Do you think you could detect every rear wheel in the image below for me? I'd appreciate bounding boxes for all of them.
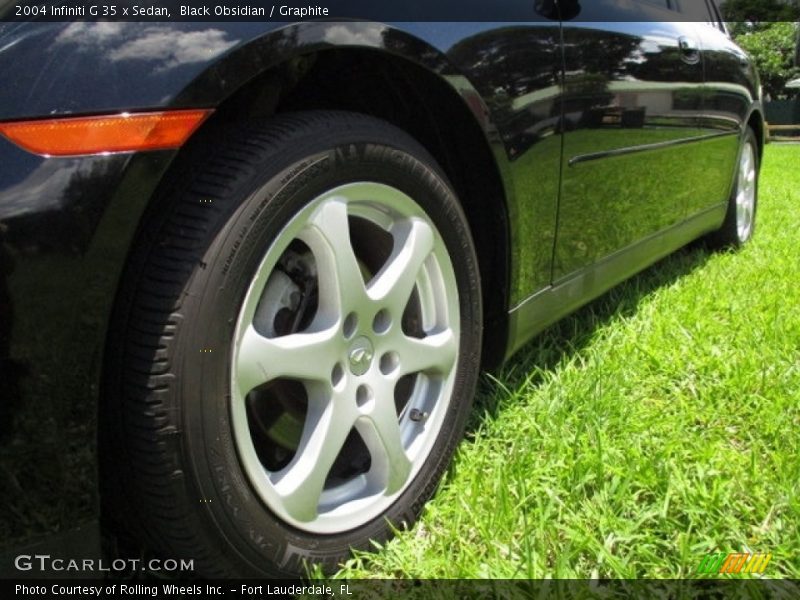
[708,126,759,248]
[103,111,482,576]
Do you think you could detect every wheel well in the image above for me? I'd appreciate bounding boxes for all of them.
[747,110,765,159]
[182,49,510,368]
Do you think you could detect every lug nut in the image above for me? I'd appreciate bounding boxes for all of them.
[409,409,429,422]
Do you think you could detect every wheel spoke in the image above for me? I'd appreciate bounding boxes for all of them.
[739,146,755,197]
[272,397,356,522]
[396,329,458,376]
[737,190,747,217]
[357,391,412,494]
[236,324,339,394]
[303,198,366,319]
[368,218,434,314]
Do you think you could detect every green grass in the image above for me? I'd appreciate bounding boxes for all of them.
[330,144,800,579]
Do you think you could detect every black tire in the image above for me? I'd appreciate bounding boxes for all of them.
[707,126,760,249]
[102,111,482,577]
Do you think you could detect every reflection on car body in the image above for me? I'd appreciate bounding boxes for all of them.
[0,0,763,578]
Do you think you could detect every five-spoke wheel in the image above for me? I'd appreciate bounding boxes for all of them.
[232,182,460,533]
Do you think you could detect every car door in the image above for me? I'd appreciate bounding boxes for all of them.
[553,0,707,281]
[444,20,564,302]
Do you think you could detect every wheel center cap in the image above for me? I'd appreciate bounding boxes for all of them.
[348,336,374,376]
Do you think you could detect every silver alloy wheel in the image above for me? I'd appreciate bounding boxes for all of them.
[231,182,460,534]
[736,141,756,241]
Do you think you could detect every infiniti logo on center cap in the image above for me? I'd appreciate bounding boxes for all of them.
[348,337,374,376]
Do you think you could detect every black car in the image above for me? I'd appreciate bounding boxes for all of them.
[0,1,763,578]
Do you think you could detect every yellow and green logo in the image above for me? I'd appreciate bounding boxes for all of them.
[697,552,772,575]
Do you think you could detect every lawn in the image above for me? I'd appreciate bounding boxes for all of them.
[330,144,800,579]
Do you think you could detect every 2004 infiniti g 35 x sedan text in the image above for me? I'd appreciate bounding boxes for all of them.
[0,0,763,577]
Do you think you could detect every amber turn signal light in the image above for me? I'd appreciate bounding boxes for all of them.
[0,109,213,156]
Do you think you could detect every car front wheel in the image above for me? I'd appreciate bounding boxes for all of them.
[104,111,482,576]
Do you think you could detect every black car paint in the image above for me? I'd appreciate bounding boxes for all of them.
[0,5,763,560]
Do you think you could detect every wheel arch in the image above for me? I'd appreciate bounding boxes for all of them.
[745,105,765,159]
[116,24,512,371]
